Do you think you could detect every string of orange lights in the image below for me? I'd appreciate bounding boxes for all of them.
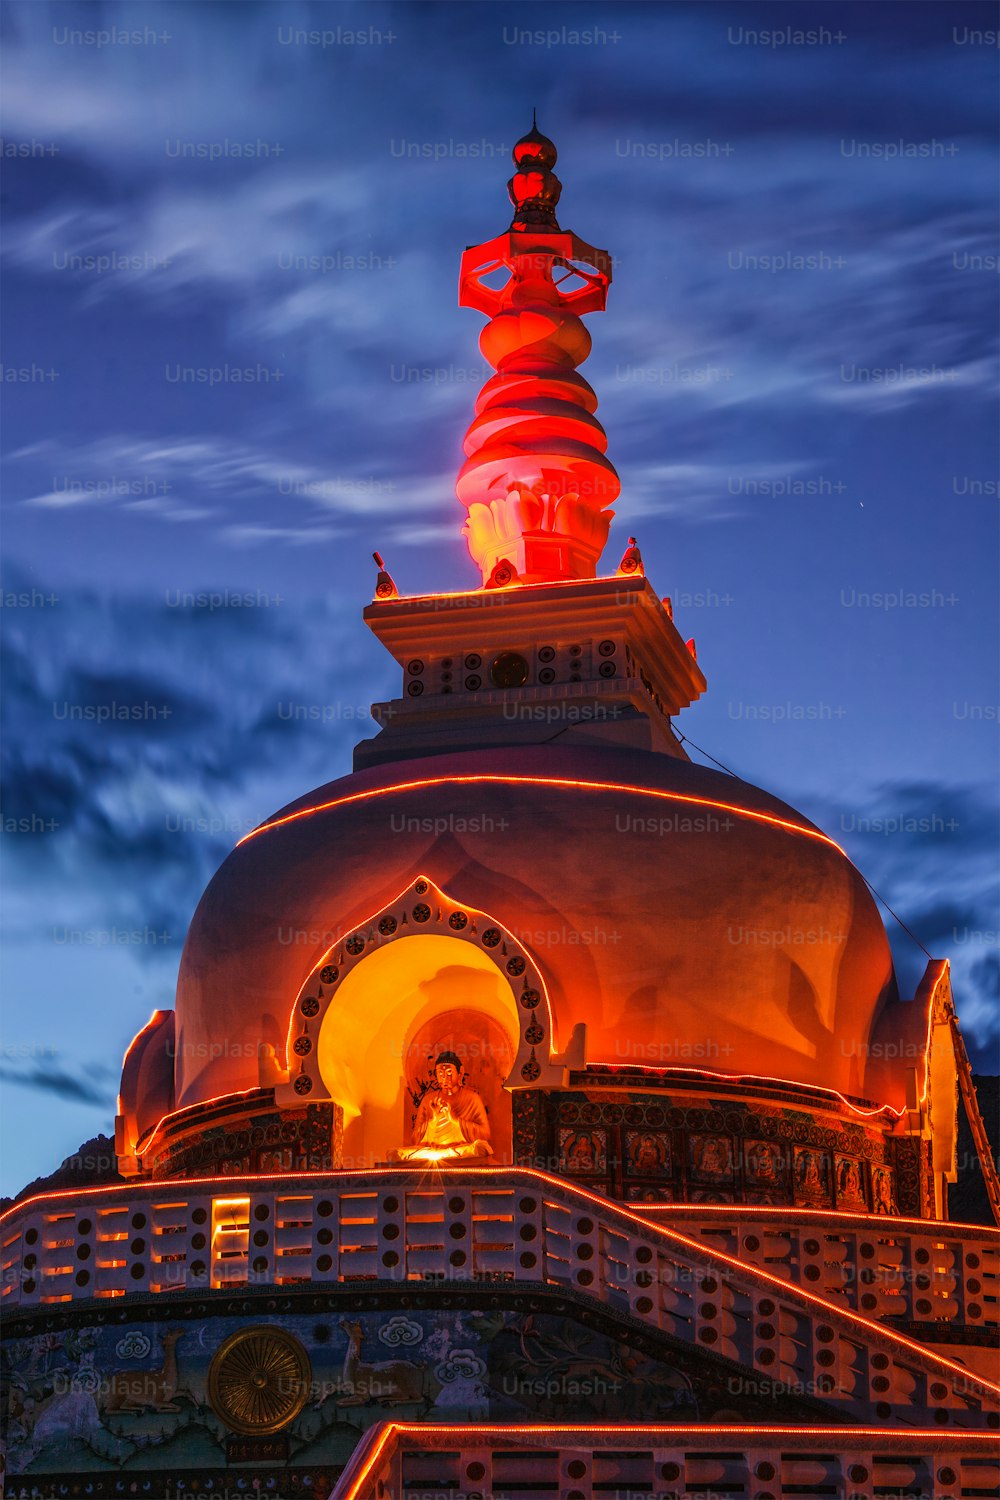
[336,1421,1000,1500]
[236,772,847,854]
[4,1164,996,1395]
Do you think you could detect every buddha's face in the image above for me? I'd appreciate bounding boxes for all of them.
[436,1061,459,1089]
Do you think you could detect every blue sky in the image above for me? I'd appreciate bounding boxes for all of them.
[1,0,997,1195]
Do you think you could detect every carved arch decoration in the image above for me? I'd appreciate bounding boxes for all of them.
[274,875,560,1109]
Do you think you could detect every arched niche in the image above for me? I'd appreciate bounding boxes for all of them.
[274,876,557,1166]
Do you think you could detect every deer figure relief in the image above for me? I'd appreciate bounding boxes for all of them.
[102,1329,186,1414]
[336,1320,440,1410]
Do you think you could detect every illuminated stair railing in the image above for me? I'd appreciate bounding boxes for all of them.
[3,1168,997,1428]
[333,1422,1000,1500]
[633,1202,997,1330]
[9,1175,991,1332]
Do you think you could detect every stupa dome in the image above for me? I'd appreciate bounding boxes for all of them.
[113,120,966,1228]
[172,741,899,1123]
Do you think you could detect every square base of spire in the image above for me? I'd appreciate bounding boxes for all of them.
[356,575,706,767]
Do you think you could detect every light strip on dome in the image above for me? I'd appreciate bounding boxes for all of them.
[116,1009,164,1117]
[134,1086,265,1157]
[236,772,847,853]
[582,1061,903,1119]
[917,964,949,1107]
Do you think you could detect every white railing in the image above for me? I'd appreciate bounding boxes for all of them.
[332,1421,1000,1500]
[2,1167,997,1428]
[634,1202,998,1329]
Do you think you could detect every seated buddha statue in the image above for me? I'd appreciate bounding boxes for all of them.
[391,1051,492,1162]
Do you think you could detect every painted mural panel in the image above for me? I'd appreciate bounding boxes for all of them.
[2,1306,700,1481]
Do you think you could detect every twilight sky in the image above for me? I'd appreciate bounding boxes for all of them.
[1,0,997,1195]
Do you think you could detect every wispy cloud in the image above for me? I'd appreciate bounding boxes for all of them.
[15,434,447,541]
[0,1059,116,1108]
[0,571,393,972]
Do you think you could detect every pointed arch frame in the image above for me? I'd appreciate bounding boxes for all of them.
[274,875,559,1108]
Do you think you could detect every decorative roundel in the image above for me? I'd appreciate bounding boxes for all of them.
[407,659,425,676]
[412,903,431,923]
[293,1075,313,1095]
[520,987,541,1009]
[414,879,429,894]
[207,1326,312,1436]
[464,653,482,670]
[490,651,529,689]
[538,667,556,684]
[506,956,526,976]
[346,935,365,956]
[598,661,617,678]
[301,997,320,1018]
[598,639,616,657]
[378,916,398,936]
[449,911,468,930]
[538,645,556,663]
[293,1036,312,1056]
[319,967,338,986]
[465,674,482,691]
[481,927,502,948]
[407,681,424,697]
[525,1016,544,1045]
[521,1055,541,1082]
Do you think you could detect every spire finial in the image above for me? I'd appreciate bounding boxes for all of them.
[507,119,561,230]
[456,121,620,586]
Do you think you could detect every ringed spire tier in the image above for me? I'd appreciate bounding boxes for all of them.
[457,121,620,586]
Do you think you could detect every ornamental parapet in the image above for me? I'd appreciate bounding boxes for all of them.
[3,1167,997,1429]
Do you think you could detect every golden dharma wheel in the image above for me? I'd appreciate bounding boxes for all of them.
[206,1325,312,1435]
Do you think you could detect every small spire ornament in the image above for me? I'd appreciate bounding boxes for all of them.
[617,536,643,577]
[372,551,397,599]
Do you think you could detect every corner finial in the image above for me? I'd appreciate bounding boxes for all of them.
[617,537,644,577]
[372,551,398,600]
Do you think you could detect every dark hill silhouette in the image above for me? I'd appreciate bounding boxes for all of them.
[2,1132,122,1213]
